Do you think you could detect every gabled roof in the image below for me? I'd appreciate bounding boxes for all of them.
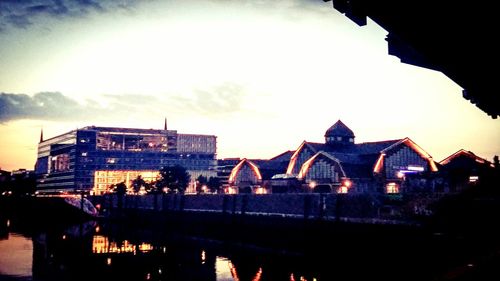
[228,158,262,184]
[298,151,346,179]
[440,149,493,167]
[269,150,295,162]
[305,139,402,160]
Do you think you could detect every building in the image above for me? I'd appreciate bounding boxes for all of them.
[0,168,11,194]
[440,149,497,192]
[286,120,438,193]
[285,120,438,193]
[225,151,294,194]
[35,122,217,194]
[228,120,439,194]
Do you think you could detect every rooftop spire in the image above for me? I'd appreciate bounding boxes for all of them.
[39,127,44,143]
[164,117,167,131]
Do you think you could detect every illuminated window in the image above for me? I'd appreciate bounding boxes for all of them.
[386,182,399,194]
[93,170,160,195]
[469,176,479,183]
[51,154,70,172]
[337,186,348,194]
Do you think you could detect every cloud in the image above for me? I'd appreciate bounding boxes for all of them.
[0,92,97,122]
[0,0,135,31]
[0,91,173,123]
[169,83,245,116]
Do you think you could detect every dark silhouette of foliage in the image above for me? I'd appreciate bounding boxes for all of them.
[156,165,191,193]
[132,175,146,194]
[115,182,127,196]
[207,176,222,193]
[195,175,208,193]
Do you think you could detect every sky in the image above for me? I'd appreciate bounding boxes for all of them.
[0,0,499,171]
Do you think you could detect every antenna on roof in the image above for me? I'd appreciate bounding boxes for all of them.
[164,117,168,131]
[39,127,43,143]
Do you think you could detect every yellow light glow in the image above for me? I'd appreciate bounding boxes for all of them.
[201,250,206,264]
[225,187,238,194]
[373,153,385,173]
[298,152,345,180]
[93,170,159,195]
[251,267,263,281]
[308,181,316,189]
[92,235,153,254]
[255,187,267,194]
[298,155,316,179]
[343,179,352,187]
[106,257,112,266]
[228,158,262,184]
[337,186,348,194]
[402,138,438,172]
[286,142,306,175]
[386,182,399,194]
[228,261,241,281]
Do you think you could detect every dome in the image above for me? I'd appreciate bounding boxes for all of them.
[325,120,355,138]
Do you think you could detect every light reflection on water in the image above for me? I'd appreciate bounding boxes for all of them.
[0,233,32,278]
[215,257,235,281]
[1,215,496,281]
[0,219,325,281]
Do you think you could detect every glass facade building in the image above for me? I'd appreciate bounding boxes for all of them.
[35,126,217,194]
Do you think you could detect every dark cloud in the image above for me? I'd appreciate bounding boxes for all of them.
[0,92,99,122]
[0,91,168,123]
[0,0,135,31]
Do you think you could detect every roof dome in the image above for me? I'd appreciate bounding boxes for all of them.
[325,120,355,138]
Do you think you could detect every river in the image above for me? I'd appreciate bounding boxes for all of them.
[0,214,498,281]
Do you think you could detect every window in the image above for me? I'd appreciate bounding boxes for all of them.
[337,186,348,194]
[386,182,399,193]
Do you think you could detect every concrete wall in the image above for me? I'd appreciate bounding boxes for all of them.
[91,193,422,224]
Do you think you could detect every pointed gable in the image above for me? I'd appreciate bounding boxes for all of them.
[297,151,346,183]
[373,138,438,178]
[228,158,262,186]
[286,141,320,175]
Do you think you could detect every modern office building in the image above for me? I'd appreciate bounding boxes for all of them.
[35,122,217,194]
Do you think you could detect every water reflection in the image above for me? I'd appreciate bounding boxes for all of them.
[0,233,32,278]
[0,214,498,281]
[0,218,325,281]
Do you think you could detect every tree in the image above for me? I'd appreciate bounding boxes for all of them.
[157,165,191,193]
[132,175,146,194]
[115,182,127,196]
[195,175,208,193]
[207,177,222,193]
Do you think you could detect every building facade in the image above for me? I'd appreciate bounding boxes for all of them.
[227,120,439,194]
[35,125,217,194]
[286,120,438,193]
[439,149,496,192]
